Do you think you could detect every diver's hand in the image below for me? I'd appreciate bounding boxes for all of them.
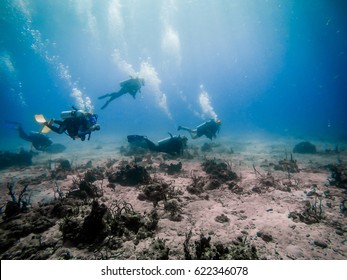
[91,124,101,131]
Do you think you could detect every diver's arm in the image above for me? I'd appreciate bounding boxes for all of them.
[211,123,220,138]
[190,133,199,139]
[129,89,137,99]
[136,79,142,93]
[216,125,221,135]
[77,127,90,141]
[77,124,100,140]
[189,128,199,139]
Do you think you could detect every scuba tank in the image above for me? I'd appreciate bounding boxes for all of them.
[119,79,130,87]
[197,120,210,130]
[120,76,134,87]
[157,133,184,155]
[196,119,216,135]
[120,76,141,88]
[157,133,174,147]
[60,109,86,119]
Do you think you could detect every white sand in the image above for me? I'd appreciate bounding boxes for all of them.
[0,134,346,260]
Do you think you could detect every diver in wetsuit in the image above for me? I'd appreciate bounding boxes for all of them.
[5,121,53,151]
[98,76,145,110]
[41,108,100,141]
[178,119,221,140]
[127,133,187,156]
[17,124,53,151]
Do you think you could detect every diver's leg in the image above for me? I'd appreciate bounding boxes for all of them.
[100,91,124,109]
[112,89,127,99]
[45,120,66,134]
[98,93,112,100]
[143,138,159,152]
[17,125,32,142]
[177,126,193,132]
[101,101,110,110]
[177,126,198,139]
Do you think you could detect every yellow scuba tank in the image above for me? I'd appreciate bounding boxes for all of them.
[60,110,86,119]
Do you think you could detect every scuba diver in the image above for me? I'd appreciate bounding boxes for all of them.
[98,76,145,110]
[178,119,221,140]
[127,133,188,156]
[35,107,100,141]
[5,121,53,151]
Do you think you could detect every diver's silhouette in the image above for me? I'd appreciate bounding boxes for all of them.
[98,76,145,109]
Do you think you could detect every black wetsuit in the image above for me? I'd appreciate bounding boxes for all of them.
[47,117,95,141]
[178,119,220,140]
[99,78,143,109]
[18,125,52,151]
[127,134,186,156]
[196,119,220,140]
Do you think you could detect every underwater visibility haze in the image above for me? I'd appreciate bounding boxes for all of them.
[1,0,347,149]
[2,0,347,263]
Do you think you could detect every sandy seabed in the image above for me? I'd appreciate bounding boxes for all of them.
[0,134,346,260]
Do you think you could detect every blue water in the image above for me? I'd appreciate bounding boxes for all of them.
[1,0,347,151]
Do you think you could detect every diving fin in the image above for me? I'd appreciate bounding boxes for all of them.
[40,125,51,134]
[34,114,46,124]
[34,114,51,134]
